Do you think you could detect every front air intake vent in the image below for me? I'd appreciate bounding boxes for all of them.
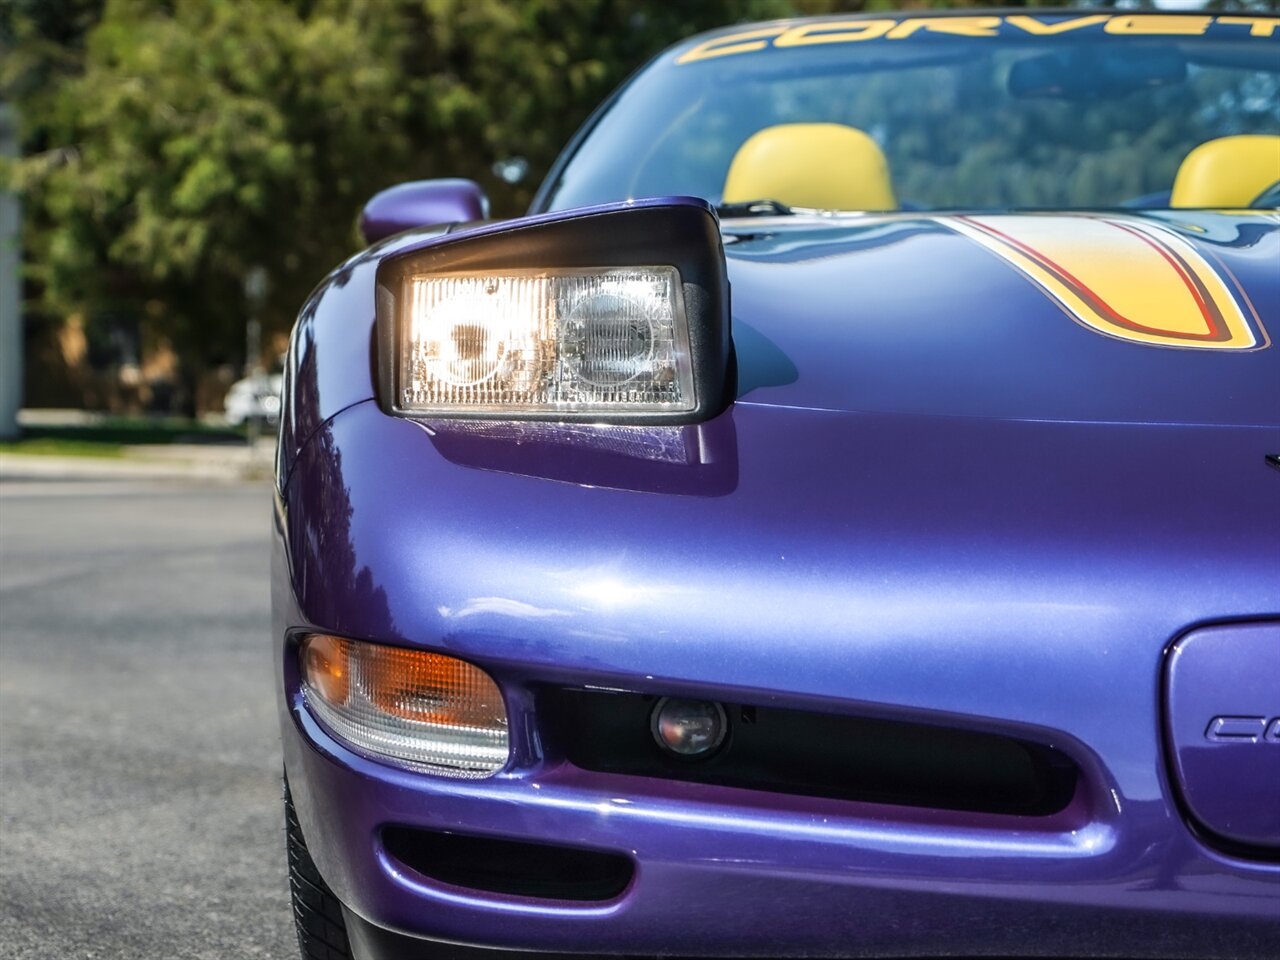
[381,826,634,902]
[542,689,1078,817]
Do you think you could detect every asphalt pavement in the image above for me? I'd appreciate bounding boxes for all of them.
[0,477,295,959]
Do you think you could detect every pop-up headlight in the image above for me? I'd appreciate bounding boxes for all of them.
[400,267,693,414]
[376,198,730,423]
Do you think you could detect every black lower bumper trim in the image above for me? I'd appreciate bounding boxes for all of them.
[342,908,1214,960]
[343,907,612,960]
[542,688,1078,816]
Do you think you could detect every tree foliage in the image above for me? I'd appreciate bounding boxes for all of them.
[3,0,1067,402]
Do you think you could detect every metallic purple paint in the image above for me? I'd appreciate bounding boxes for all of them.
[278,197,717,489]
[280,209,1280,490]
[1165,622,1280,853]
[275,206,1280,956]
[723,214,1278,425]
[359,178,488,245]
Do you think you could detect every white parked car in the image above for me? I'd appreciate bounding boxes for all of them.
[223,373,282,427]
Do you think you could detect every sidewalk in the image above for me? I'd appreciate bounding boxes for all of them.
[0,439,276,484]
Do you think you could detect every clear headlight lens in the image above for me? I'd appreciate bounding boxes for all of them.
[300,634,509,778]
[397,267,695,416]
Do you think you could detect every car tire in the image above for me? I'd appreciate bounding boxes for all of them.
[286,779,355,960]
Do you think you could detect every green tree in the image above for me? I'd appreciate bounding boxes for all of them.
[5,0,424,406]
[4,0,866,408]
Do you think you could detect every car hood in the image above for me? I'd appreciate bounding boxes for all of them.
[725,211,1279,427]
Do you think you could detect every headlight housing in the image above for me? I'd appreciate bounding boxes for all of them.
[300,634,509,778]
[375,197,731,424]
[397,266,694,414]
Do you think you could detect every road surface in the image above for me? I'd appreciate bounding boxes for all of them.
[0,478,295,959]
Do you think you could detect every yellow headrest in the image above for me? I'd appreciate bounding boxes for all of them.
[1171,135,1280,208]
[723,123,896,212]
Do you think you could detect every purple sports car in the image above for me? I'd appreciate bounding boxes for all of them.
[273,10,1280,959]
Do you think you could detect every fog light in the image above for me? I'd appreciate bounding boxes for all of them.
[651,697,727,758]
[300,634,509,778]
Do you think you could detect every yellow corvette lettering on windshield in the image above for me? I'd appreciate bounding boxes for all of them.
[774,20,895,47]
[1217,17,1280,37]
[885,17,1002,39]
[677,15,1275,63]
[1003,15,1110,36]
[1104,15,1213,36]
[677,26,787,63]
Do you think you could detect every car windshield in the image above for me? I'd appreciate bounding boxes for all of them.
[540,13,1280,213]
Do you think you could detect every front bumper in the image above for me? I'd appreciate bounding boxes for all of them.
[275,400,1280,958]
[282,696,1278,958]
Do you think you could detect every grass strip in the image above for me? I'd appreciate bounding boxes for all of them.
[0,438,126,458]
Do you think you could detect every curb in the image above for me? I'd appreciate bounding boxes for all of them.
[0,445,275,484]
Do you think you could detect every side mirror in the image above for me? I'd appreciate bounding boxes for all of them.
[359,179,489,245]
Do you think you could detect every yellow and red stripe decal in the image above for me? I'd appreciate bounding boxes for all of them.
[944,215,1267,350]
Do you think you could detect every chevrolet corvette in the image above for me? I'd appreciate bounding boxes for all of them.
[273,10,1280,959]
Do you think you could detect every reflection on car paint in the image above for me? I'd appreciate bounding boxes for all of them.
[420,412,738,497]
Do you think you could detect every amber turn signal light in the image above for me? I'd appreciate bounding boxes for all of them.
[300,634,509,778]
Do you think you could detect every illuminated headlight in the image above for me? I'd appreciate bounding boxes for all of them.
[300,634,508,778]
[395,268,694,416]
[375,199,732,424]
